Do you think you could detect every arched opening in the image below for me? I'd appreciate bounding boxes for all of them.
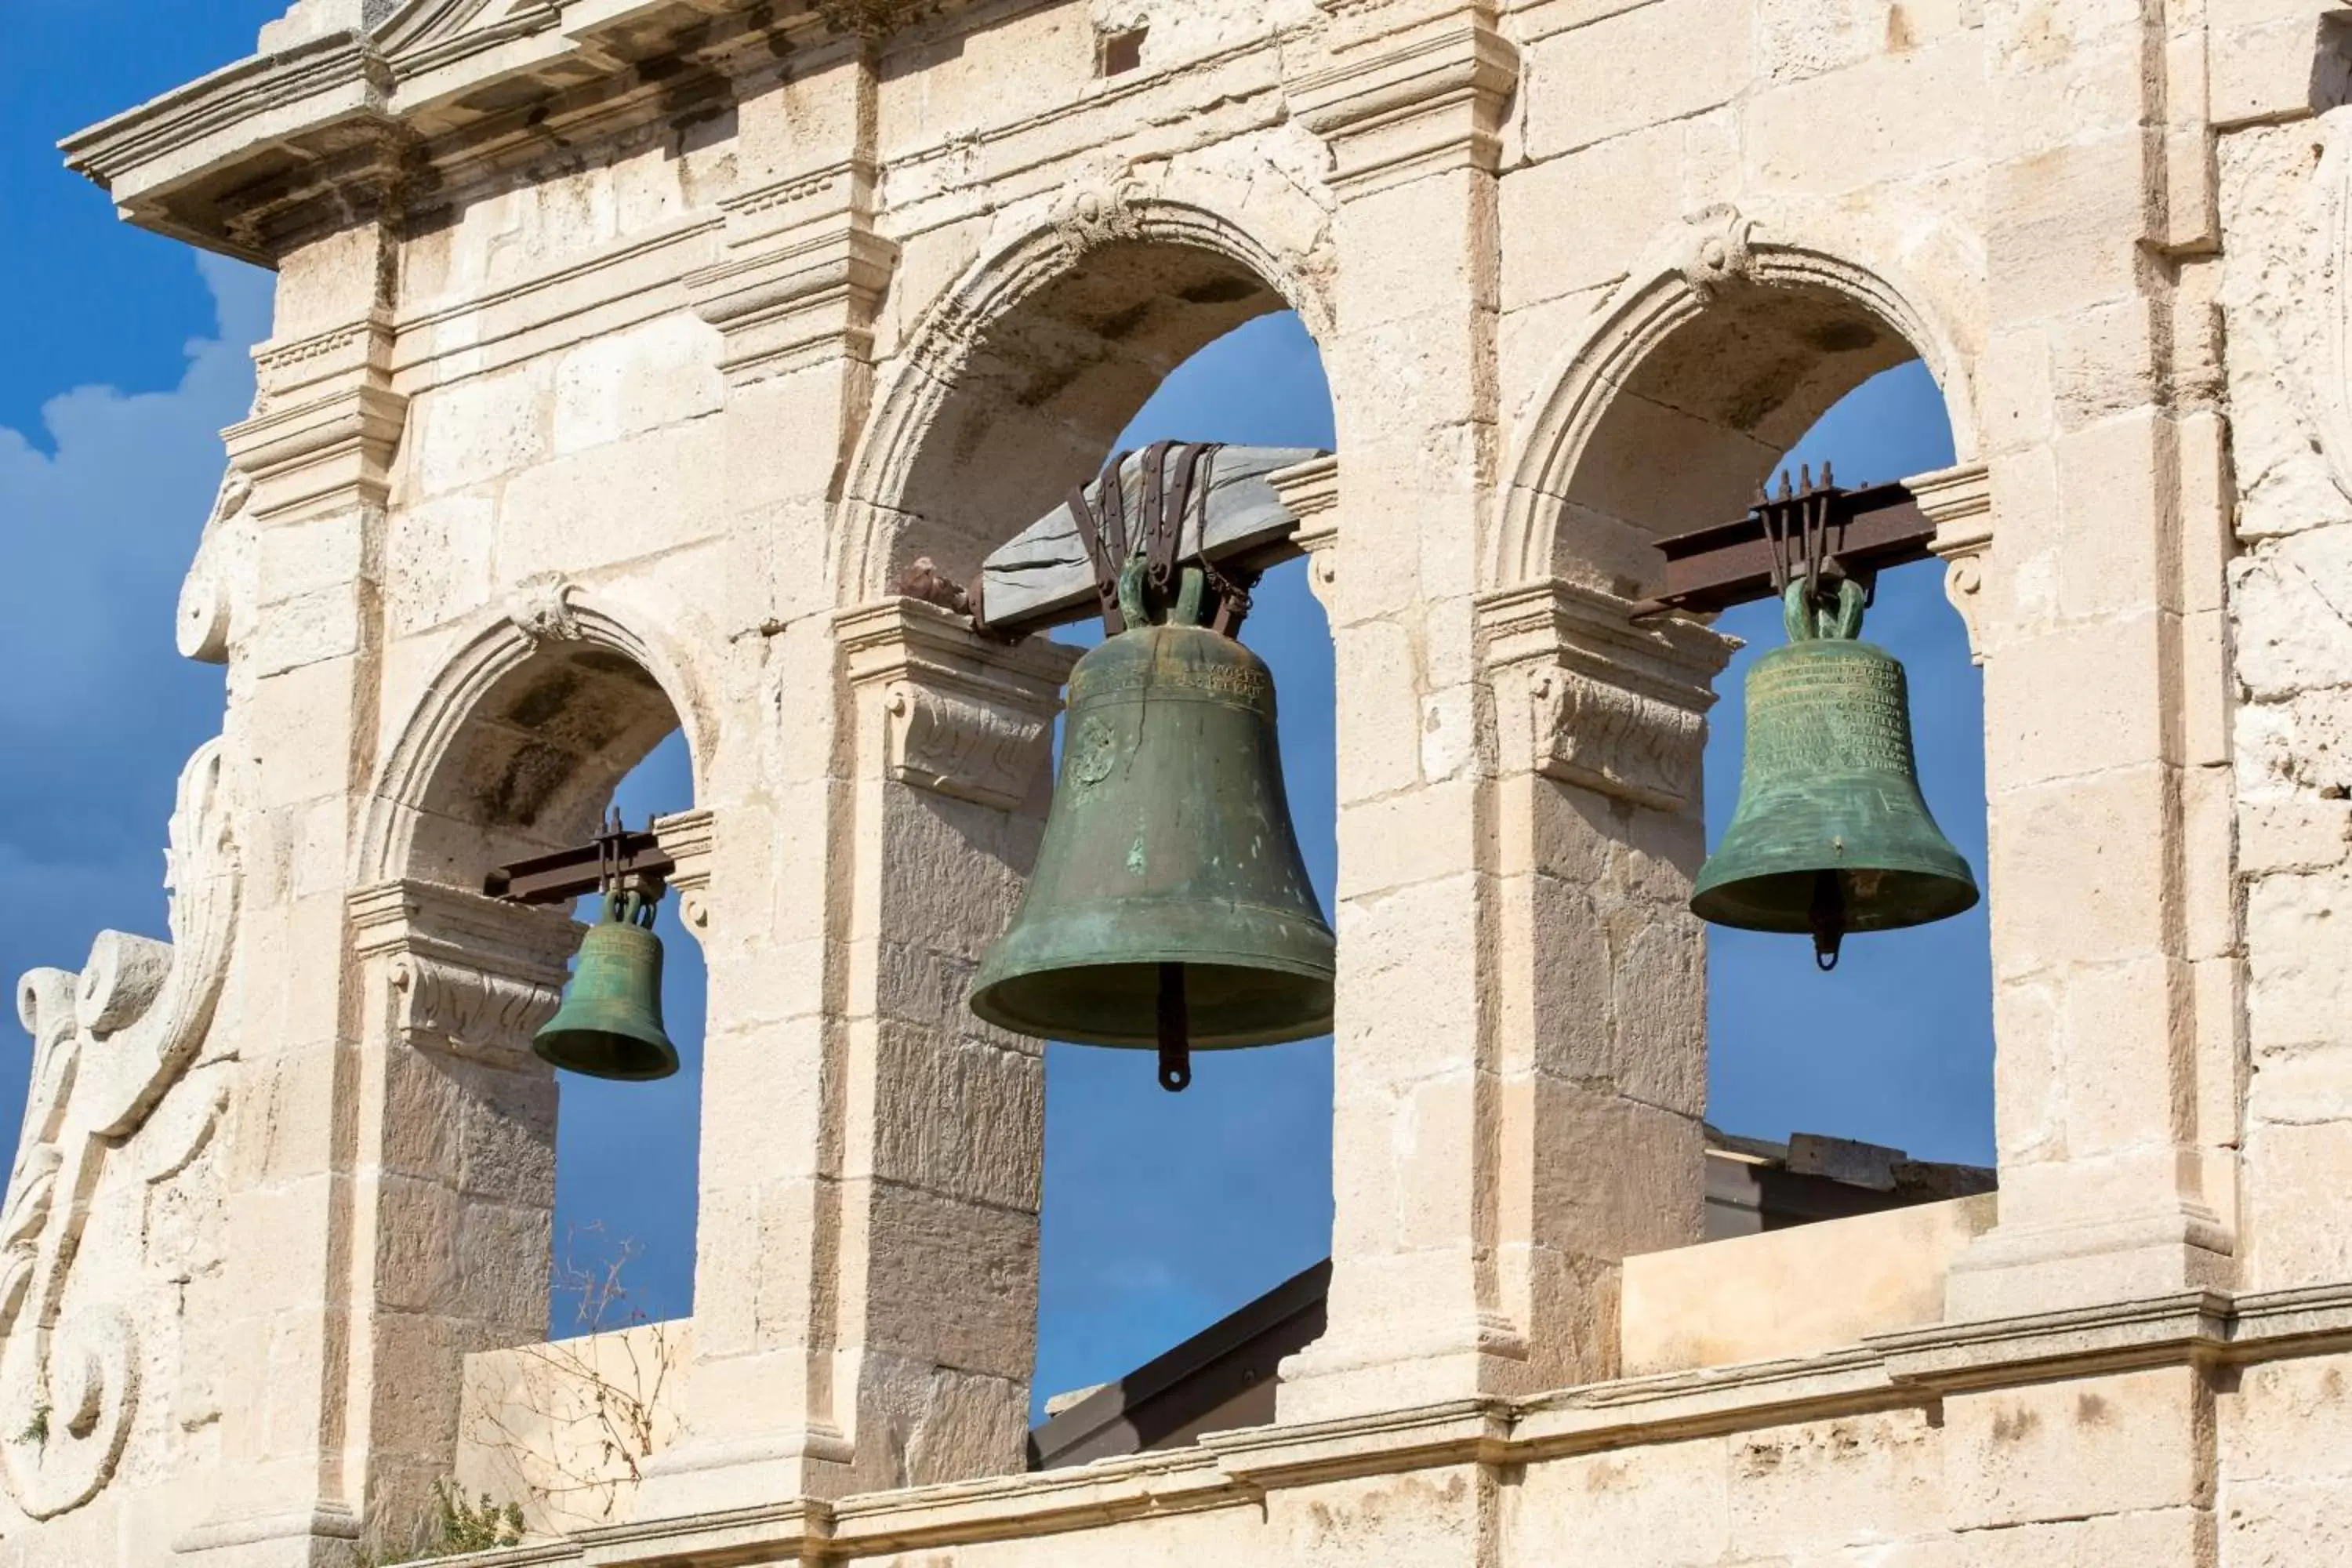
[1029,312,1338,1451]
[1706,363,1992,1169]
[379,629,706,1534]
[1541,268,1994,1193]
[861,227,1339,1460]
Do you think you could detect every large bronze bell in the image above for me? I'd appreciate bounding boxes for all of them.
[970,560,1335,1091]
[535,887,681,1080]
[1692,578,1978,968]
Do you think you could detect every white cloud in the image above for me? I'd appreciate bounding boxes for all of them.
[0,252,271,967]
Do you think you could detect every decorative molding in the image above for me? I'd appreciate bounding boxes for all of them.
[176,469,252,666]
[1477,580,1733,811]
[1915,462,1993,666]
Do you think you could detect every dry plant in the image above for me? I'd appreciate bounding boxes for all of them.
[462,1225,684,1531]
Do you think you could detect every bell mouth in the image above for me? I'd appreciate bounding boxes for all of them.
[1690,862,1980,935]
[971,956,1334,1050]
[532,1031,681,1082]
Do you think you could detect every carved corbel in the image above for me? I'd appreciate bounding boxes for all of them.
[1477,580,1734,812]
[1915,463,1994,665]
[880,683,1056,811]
[1289,22,1519,195]
[1269,455,1341,619]
[655,808,717,942]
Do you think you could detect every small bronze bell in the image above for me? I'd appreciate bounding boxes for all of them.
[535,887,681,1080]
[970,559,1335,1091]
[1692,577,1978,968]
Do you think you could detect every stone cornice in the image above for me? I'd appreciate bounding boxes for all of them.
[60,2,894,265]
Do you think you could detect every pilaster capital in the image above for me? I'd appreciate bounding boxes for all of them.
[349,880,577,1068]
[225,310,405,524]
[1288,19,1517,194]
[835,599,1080,812]
[687,162,897,384]
[1476,579,1734,811]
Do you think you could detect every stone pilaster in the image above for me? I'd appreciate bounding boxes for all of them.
[637,601,1073,1512]
[1276,10,1525,1421]
[177,222,416,1563]
[1946,0,2238,1329]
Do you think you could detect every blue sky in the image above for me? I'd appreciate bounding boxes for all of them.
[1,8,1989,1430]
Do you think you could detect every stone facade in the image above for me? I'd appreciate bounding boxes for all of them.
[9,0,2352,1562]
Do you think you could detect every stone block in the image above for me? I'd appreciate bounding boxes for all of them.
[1623,1196,1995,1374]
[1989,136,2158,321]
[2245,868,2352,1051]
[1727,1409,1947,1557]
[1499,123,1686,312]
[553,313,724,456]
[409,361,553,499]
[2240,797,2352,874]
[1521,0,1752,158]
[2245,1118,2352,1287]
[1946,1367,2212,1530]
[1512,1435,1733,1565]
[2231,528,2352,699]
[1988,766,2176,971]
[1745,36,1979,196]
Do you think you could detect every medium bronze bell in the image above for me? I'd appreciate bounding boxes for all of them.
[970,562,1335,1091]
[535,888,681,1080]
[1692,579,1978,968]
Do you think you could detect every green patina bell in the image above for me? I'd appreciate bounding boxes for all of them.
[1692,578,1979,969]
[970,561,1335,1091]
[535,888,680,1081]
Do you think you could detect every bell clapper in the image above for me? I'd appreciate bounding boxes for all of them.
[1157,962,1192,1093]
[1807,871,1846,971]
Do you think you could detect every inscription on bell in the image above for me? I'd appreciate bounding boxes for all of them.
[1739,646,1917,783]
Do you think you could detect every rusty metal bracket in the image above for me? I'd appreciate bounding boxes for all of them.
[485,808,673,907]
[1632,471,1936,619]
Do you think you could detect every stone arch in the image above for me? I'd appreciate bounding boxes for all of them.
[360,579,716,890]
[840,196,1331,604]
[1491,212,1980,593]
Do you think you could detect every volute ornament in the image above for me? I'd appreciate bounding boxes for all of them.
[0,739,241,1517]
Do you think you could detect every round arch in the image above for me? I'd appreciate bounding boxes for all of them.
[839,195,1333,605]
[1491,213,1981,593]
[358,579,717,889]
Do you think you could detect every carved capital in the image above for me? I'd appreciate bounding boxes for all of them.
[350,881,577,1068]
[1477,579,1734,811]
[1916,462,1994,666]
[837,600,1081,813]
[687,220,898,385]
